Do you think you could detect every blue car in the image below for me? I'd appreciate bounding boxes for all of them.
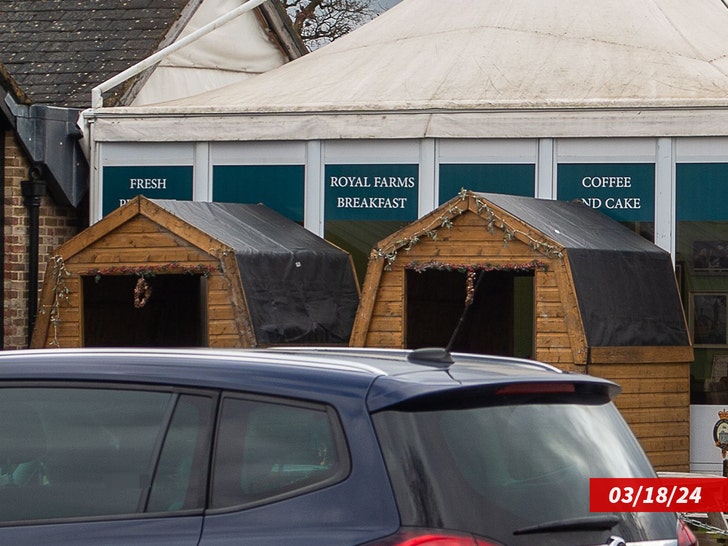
[0,347,697,545]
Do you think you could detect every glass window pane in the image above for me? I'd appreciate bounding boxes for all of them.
[148,395,214,513]
[102,165,193,216]
[323,163,419,284]
[212,165,305,223]
[0,388,172,522]
[557,163,655,242]
[212,398,345,509]
[438,163,535,203]
[325,220,406,284]
[676,163,728,405]
[373,400,675,545]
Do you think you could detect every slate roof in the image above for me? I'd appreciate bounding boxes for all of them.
[0,0,193,108]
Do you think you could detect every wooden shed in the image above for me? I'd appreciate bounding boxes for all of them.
[351,190,693,471]
[32,196,359,349]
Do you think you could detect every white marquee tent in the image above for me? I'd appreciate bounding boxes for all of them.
[85,0,728,140]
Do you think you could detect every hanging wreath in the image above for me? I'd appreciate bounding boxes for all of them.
[465,270,477,306]
[133,277,152,308]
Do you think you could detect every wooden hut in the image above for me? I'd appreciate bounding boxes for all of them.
[32,196,359,349]
[351,190,693,471]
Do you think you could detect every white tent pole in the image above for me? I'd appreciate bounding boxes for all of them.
[91,0,270,108]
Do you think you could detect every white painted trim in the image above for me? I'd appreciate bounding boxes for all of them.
[194,142,211,202]
[210,141,307,164]
[322,139,421,163]
[654,138,675,258]
[87,108,728,142]
[305,141,324,236]
[675,137,728,162]
[89,126,102,224]
[437,139,537,163]
[536,138,555,199]
[100,142,195,165]
[555,138,657,162]
[419,139,436,216]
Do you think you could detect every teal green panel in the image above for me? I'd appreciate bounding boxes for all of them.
[677,163,728,221]
[213,165,304,222]
[557,163,654,223]
[102,166,193,216]
[325,220,407,286]
[438,164,535,204]
[324,164,419,221]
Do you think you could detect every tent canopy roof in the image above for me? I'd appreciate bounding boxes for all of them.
[125,0,728,113]
[88,0,728,140]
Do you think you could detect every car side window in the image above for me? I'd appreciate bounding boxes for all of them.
[211,396,348,509]
[147,394,213,512]
[0,387,213,524]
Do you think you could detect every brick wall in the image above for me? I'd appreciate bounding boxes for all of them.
[3,131,81,349]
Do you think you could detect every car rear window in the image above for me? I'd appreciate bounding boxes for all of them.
[372,394,676,546]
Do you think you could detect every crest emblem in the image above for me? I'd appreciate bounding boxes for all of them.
[713,409,728,457]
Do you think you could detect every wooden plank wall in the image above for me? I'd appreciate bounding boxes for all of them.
[363,268,404,347]
[40,276,82,348]
[589,361,691,472]
[534,265,584,370]
[34,216,245,348]
[362,211,562,348]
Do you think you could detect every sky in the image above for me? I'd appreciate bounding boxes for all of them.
[371,0,403,10]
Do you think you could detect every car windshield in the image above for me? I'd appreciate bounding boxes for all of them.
[372,394,676,546]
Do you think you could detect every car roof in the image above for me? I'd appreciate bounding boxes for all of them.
[0,347,620,410]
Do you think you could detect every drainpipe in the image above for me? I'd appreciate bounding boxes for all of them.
[91,0,269,108]
[21,165,46,347]
[0,128,4,350]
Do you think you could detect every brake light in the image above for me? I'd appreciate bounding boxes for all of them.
[495,382,576,395]
[677,519,698,546]
[363,530,502,546]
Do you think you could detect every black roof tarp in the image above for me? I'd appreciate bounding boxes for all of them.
[479,193,689,347]
[152,200,359,345]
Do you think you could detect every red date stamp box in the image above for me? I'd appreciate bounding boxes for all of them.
[590,478,728,512]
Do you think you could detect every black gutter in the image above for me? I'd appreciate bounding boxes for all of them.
[0,125,4,350]
[21,165,46,346]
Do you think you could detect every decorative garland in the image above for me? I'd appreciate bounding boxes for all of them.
[405,260,547,274]
[406,260,548,306]
[85,263,219,283]
[373,189,564,270]
[39,255,72,347]
[85,263,220,309]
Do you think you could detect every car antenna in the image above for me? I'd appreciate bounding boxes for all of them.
[445,270,486,352]
[407,347,454,368]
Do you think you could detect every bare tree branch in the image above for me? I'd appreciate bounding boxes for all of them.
[279,0,377,49]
